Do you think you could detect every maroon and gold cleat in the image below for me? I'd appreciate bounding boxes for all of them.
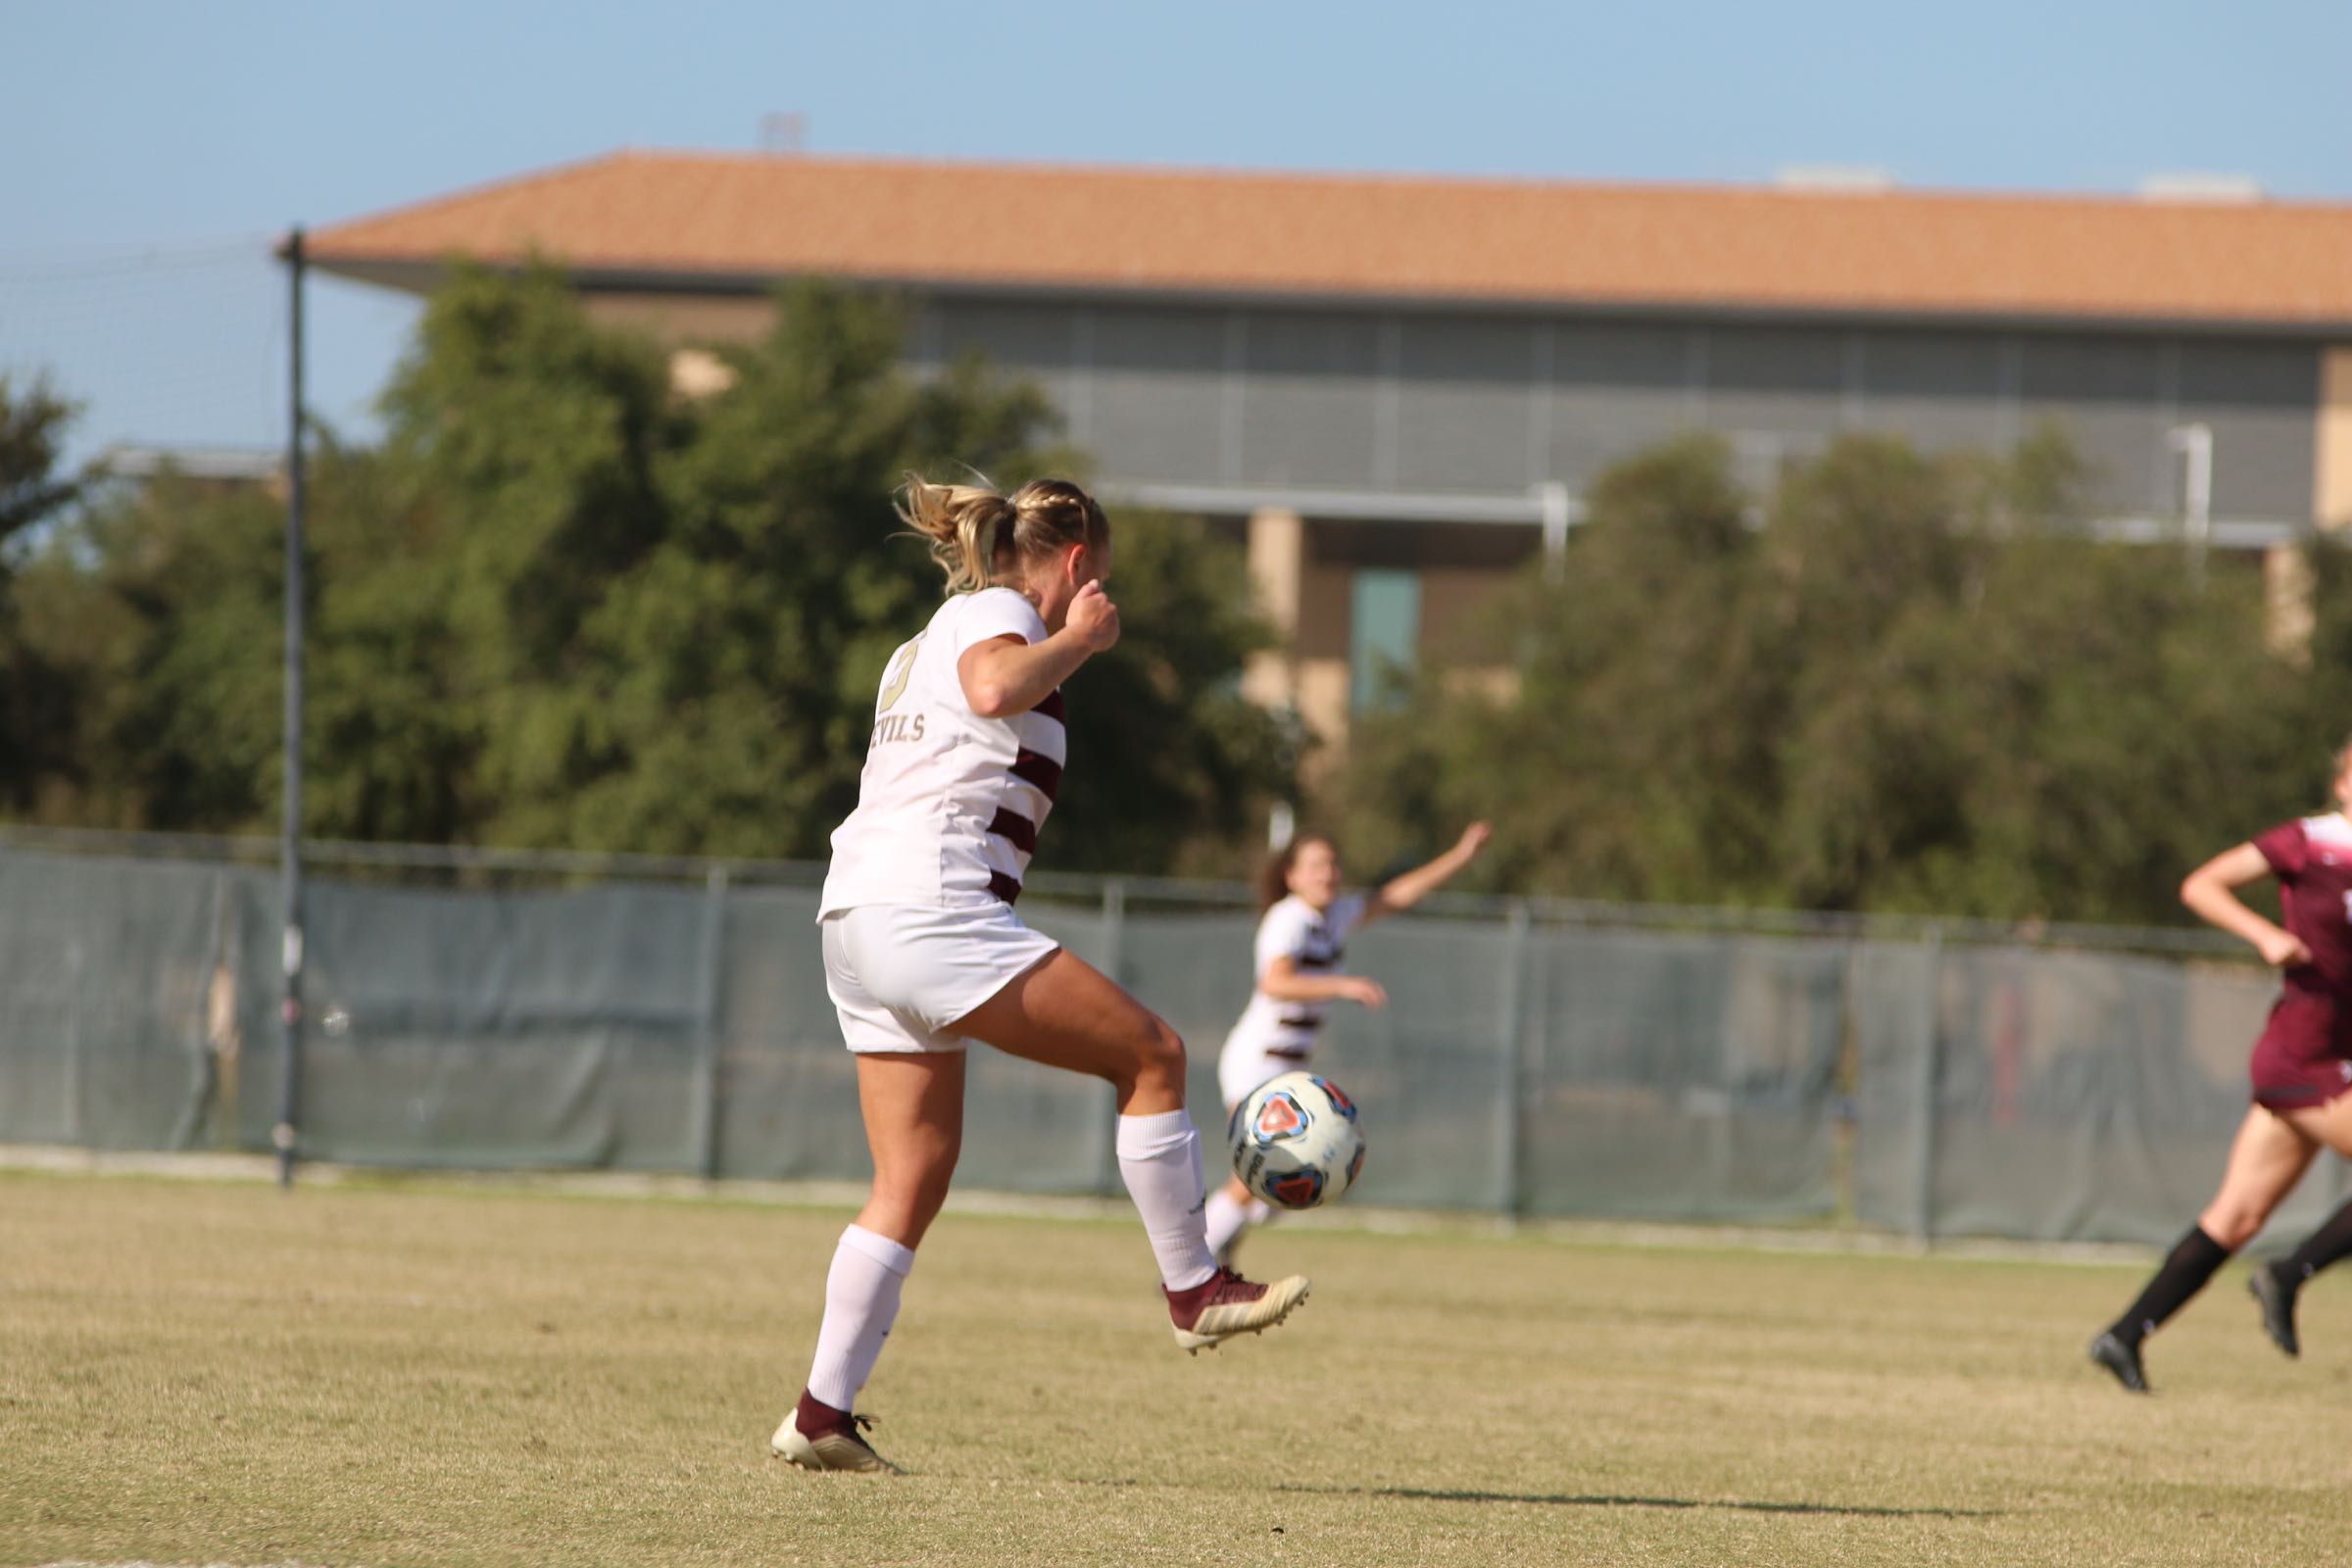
[1166,1266,1311,1353]
[771,1393,904,1474]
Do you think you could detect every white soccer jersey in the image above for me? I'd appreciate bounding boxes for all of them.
[819,587,1066,914]
[1222,893,1368,1058]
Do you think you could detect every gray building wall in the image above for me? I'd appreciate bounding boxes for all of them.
[912,296,2323,528]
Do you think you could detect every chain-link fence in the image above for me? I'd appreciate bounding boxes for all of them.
[2,831,2343,1246]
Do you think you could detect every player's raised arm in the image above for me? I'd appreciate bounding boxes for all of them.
[1362,820,1493,928]
[958,570,1120,717]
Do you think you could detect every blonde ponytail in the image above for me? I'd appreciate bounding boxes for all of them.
[896,471,1109,595]
[897,475,1016,594]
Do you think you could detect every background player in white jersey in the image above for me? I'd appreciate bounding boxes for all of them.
[773,474,1309,1474]
[1203,821,1492,1264]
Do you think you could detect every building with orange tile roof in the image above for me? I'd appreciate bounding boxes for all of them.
[309,152,2352,750]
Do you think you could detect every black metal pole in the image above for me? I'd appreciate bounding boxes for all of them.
[275,226,308,1190]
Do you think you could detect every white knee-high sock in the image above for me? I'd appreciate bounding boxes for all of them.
[1115,1109,1217,1292]
[1203,1189,1271,1258]
[805,1224,916,1412]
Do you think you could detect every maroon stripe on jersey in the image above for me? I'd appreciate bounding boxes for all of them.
[1031,689,1065,722]
[987,808,1039,855]
[988,870,1023,906]
[1011,748,1062,800]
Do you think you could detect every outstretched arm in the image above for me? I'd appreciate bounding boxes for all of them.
[2181,842,2308,967]
[1361,821,1493,931]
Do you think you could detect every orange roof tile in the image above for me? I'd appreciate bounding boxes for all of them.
[305,151,2352,329]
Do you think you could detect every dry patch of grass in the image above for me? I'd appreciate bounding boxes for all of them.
[4,1171,2349,1567]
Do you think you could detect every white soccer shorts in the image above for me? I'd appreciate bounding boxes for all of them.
[820,902,1060,1054]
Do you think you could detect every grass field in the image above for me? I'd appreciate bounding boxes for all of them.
[4,1170,2349,1568]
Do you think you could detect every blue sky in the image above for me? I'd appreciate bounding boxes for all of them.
[4,0,2345,464]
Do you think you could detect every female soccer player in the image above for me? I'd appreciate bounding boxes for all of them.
[772,475,1309,1473]
[2088,737,2352,1392]
[1202,821,1492,1265]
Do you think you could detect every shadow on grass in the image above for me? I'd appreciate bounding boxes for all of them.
[1284,1485,1997,1519]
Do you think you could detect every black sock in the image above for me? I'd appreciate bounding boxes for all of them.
[2280,1196,2352,1284]
[2109,1226,2231,1345]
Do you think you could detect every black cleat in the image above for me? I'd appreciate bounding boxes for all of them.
[2248,1264,2301,1358]
[2088,1330,2149,1393]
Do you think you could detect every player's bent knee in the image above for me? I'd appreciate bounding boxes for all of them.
[2200,1205,2264,1250]
[1137,1019,1188,1081]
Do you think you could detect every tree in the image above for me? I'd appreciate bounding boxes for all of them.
[369,260,684,848]
[1339,435,1785,904]
[0,374,81,552]
[9,269,1295,871]
[300,432,478,844]
[15,469,284,831]
[0,377,91,815]
[487,274,1290,865]
[1330,428,2345,925]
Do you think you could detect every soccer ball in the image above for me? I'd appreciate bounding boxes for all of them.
[1227,1071,1366,1211]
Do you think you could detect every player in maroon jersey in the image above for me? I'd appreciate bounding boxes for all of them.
[2089,739,2352,1392]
